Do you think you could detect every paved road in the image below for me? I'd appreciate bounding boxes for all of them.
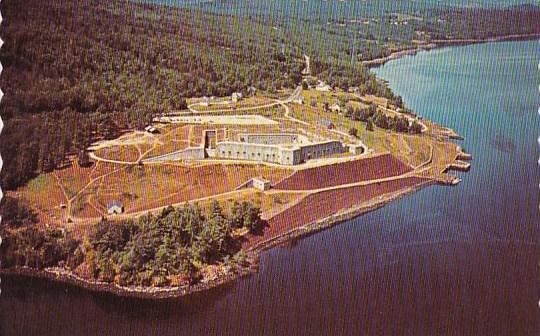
[302,54,311,76]
[184,86,302,114]
[98,158,433,222]
[89,152,139,165]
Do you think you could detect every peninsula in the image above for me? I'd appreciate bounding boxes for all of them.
[2,0,537,298]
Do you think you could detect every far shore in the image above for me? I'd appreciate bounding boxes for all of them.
[362,32,540,67]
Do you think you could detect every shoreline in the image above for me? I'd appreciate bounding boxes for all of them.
[362,32,540,67]
[1,179,435,300]
[1,30,501,300]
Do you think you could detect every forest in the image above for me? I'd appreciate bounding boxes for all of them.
[229,2,540,61]
[345,103,423,134]
[1,0,539,201]
[1,0,538,289]
[0,0,373,192]
[0,200,263,287]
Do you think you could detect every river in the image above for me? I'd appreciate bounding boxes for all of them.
[1,40,538,336]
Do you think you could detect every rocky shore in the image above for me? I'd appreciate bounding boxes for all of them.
[0,179,435,299]
[363,33,540,68]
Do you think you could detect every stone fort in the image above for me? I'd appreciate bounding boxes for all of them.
[143,129,364,165]
[206,130,349,165]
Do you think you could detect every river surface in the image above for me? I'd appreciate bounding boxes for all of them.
[1,40,538,336]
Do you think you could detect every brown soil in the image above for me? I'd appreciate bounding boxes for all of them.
[246,176,427,248]
[94,145,140,162]
[274,154,412,190]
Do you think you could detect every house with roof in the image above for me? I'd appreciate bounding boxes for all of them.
[200,96,210,107]
[107,201,124,215]
[144,125,158,134]
[330,104,342,113]
[231,92,243,103]
[315,82,332,92]
[252,177,271,191]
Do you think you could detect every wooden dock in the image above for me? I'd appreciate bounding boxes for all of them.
[448,160,471,172]
[434,173,461,186]
[456,146,473,161]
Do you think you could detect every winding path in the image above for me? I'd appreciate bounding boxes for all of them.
[73,78,439,224]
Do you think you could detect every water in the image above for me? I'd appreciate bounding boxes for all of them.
[142,0,539,13]
[1,40,539,336]
[136,0,540,33]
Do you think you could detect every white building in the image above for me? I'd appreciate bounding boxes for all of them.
[252,177,271,191]
[144,125,158,134]
[232,92,243,103]
[200,96,210,107]
[107,201,124,215]
[330,104,341,113]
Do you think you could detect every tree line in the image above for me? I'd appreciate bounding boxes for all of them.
[0,0,305,191]
[0,200,264,287]
[0,0,384,191]
[346,103,423,135]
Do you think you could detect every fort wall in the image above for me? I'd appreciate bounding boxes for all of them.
[240,133,299,145]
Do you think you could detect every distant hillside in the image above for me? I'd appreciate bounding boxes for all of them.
[143,1,540,60]
[0,0,376,190]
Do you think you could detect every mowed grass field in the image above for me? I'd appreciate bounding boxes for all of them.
[93,163,292,216]
[16,158,294,221]
[19,173,67,224]
[14,88,459,228]
[189,96,275,112]
[140,125,192,158]
[94,145,140,162]
[23,137,453,223]
[15,160,119,225]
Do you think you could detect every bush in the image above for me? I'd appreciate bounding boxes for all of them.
[366,118,375,132]
[0,196,38,228]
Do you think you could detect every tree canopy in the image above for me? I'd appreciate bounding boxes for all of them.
[0,200,265,287]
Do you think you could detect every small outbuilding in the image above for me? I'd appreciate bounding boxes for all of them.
[107,201,124,215]
[232,92,243,103]
[330,104,342,113]
[252,177,271,191]
[200,96,210,107]
[144,125,159,134]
